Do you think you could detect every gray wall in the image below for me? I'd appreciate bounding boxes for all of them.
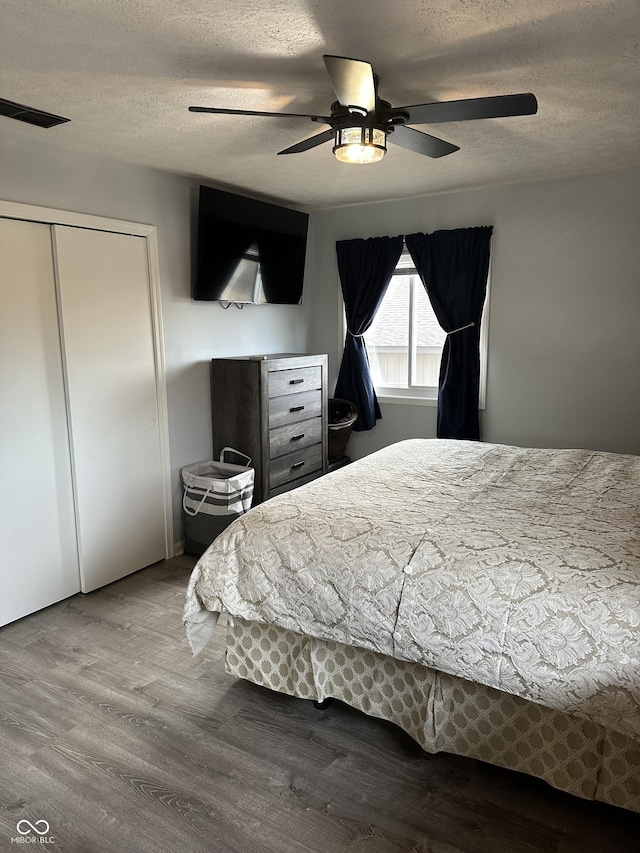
[306,168,640,460]
[4,122,639,542]
[0,128,309,543]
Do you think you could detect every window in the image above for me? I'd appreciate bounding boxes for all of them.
[361,250,488,406]
[364,251,445,402]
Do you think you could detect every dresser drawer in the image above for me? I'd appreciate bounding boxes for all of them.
[268,366,322,398]
[270,444,323,489]
[269,417,322,459]
[269,470,323,498]
[269,389,322,429]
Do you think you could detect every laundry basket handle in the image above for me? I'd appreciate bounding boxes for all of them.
[220,446,252,466]
[182,481,212,517]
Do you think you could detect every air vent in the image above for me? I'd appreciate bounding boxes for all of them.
[0,97,70,128]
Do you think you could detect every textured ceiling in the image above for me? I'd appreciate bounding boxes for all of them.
[1,0,639,209]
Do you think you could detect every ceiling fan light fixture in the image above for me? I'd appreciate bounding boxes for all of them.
[190,55,537,163]
[333,126,386,164]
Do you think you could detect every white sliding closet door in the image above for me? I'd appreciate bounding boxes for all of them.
[54,225,167,592]
[0,219,80,624]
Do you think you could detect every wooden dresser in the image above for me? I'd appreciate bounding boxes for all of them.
[210,353,328,504]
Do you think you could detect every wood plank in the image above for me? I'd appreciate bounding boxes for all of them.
[0,557,637,853]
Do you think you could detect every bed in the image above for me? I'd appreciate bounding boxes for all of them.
[183,439,640,812]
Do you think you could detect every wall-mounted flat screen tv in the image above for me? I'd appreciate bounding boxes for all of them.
[193,186,308,305]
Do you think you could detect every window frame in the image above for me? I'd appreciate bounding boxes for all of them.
[338,248,490,409]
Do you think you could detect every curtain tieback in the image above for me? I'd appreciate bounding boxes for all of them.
[446,321,475,336]
[347,330,366,339]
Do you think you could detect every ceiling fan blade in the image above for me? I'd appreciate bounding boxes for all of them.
[400,93,538,125]
[189,106,330,122]
[323,55,376,113]
[277,128,335,155]
[390,125,459,158]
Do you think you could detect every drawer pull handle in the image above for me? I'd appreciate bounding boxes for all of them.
[290,405,305,412]
[292,461,305,470]
[291,433,305,441]
[290,378,304,385]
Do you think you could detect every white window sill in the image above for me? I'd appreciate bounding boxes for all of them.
[377,393,486,410]
[377,394,438,407]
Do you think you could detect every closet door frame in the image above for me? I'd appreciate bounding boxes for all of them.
[0,199,174,560]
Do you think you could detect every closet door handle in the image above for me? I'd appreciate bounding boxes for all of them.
[290,405,305,412]
[289,378,304,385]
[291,433,305,441]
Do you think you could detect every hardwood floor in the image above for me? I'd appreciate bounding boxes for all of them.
[0,556,638,852]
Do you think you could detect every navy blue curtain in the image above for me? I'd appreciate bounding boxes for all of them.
[405,227,492,440]
[334,236,404,431]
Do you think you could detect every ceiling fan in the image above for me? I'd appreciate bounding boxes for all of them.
[189,55,537,165]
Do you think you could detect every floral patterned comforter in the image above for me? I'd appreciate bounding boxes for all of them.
[184,439,640,739]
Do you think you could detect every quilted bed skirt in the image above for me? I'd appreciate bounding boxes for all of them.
[225,617,640,813]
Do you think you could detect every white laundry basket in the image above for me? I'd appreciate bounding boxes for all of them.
[182,448,254,556]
